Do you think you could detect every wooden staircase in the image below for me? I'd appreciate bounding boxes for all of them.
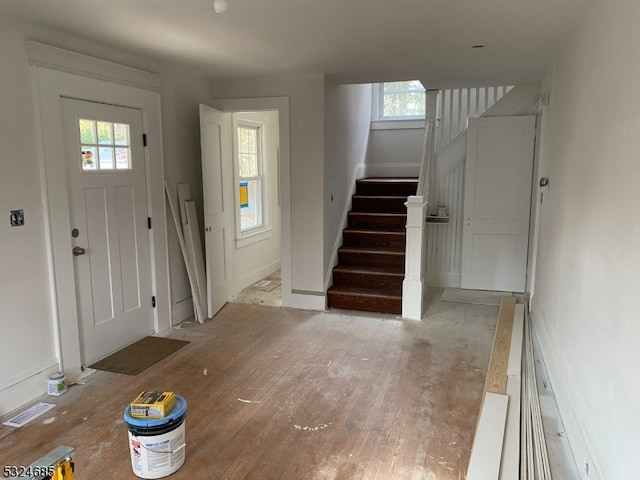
[327,177,418,314]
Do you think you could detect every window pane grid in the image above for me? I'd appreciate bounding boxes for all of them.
[237,125,263,233]
[79,119,132,171]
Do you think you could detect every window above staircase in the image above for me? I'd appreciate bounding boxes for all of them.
[371,81,426,130]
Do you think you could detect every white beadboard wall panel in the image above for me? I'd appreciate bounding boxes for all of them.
[426,162,464,286]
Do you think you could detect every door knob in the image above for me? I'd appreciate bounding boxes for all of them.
[73,246,86,256]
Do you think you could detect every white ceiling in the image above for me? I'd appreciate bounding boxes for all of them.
[0,0,595,87]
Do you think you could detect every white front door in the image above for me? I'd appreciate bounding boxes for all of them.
[199,105,233,317]
[461,116,536,292]
[62,98,153,365]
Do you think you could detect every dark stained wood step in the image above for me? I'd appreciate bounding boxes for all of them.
[347,212,407,231]
[356,178,418,196]
[327,287,401,314]
[352,195,408,214]
[332,266,403,293]
[338,247,405,269]
[328,177,417,315]
[343,229,406,250]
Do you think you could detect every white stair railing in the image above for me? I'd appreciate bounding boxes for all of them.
[436,86,513,153]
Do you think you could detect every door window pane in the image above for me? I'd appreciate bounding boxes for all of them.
[79,119,96,144]
[115,148,131,169]
[99,147,114,169]
[113,123,129,145]
[82,147,97,170]
[79,119,132,172]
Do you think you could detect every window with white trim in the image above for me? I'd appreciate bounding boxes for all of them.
[236,123,264,234]
[373,81,426,121]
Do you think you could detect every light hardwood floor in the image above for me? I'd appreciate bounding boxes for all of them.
[0,289,498,479]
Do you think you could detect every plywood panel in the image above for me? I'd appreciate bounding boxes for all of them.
[484,296,516,395]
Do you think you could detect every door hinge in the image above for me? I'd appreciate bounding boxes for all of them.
[143,133,147,147]
[147,217,152,229]
[152,296,156,308]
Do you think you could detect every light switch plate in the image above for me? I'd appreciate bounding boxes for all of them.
[10,209,24,227]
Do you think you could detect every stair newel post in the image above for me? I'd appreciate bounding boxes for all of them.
[402,196,427,319]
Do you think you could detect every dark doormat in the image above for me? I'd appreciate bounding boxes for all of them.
[89,336,190,375]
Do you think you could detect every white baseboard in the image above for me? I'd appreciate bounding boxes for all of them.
[324,164,366,290]
[234,261,281,295]
[531,296,604,480]
[426,271,461,288]
[0,359,60,417]
[288,291,326,311]
[171,297,194,326]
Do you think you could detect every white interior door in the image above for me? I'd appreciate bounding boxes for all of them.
[199,104,233,317]
[62,98,153,365]
[461,116,536,292]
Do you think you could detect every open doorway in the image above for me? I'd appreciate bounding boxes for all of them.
[228,110,281,306]
[202,96,292,313]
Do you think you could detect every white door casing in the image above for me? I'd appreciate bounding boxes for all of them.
[62,98,154,364]
[461,116,536,292]
[199,104,234,317]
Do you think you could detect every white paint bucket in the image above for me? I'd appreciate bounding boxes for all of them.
[123,395,187,479]
[47,373,67,396]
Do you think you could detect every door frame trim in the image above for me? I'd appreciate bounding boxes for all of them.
[31,66,170,378]
[210,97,294,308]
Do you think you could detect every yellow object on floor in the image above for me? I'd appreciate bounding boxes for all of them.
[52,460,74,479]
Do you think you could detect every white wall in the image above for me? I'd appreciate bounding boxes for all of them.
[231,111,281,293]
[0,16,58,416]
[160,72,213,323]
[323,81,372,279]
[532,1,640,478]
[365,127,423,176]
[0,15,213,415]
[210,75,325,295]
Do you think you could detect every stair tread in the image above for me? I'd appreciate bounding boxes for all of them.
[333,265,405,275]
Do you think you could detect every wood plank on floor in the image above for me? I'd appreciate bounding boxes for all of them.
[484,296,517,395]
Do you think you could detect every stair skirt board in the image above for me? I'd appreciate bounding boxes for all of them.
[327,177,418,315]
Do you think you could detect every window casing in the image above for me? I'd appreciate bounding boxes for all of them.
[371,81,426,130]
